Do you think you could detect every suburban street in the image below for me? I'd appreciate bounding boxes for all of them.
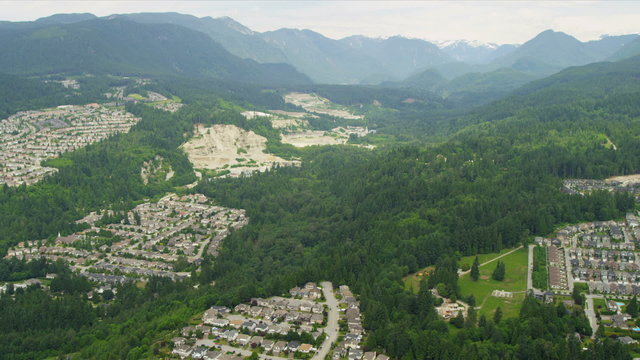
[564,247,574,292]
[527,245,534,292]
[314,281,339,360]
[584,294,603,338]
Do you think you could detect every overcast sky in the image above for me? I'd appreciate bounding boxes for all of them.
[2,1,639,44]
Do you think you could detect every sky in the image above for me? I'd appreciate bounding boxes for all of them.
[1,1,639,44]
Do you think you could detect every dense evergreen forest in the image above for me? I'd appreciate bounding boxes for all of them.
[2,56,640,359]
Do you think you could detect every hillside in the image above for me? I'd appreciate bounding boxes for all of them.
[115,12,289,64]
[0,18,310,86]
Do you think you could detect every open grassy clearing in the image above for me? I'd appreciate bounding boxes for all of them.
[403,266,434,292]
[458,246,529,319]
[457,248,515,270]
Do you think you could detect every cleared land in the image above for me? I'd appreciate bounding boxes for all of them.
[458,247,529,319]
[281,130,347,147]
[282,127,370,148]
[180,124,299,177]
[606,174,640,185]
[284,92,363,120]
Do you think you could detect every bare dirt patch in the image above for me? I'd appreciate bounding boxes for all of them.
[606,174,640,185]
[281,130,347,147]
[283,92,363,120]
[180,124,298,177]
[281,126,372,148]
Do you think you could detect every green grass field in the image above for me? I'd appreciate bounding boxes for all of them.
[458,247,529,319]
[457,248,515,270]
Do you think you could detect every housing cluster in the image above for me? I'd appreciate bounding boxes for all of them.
[0,104,139,186]
[539,214,640,296]
[563,179,640,201]
[5,193,247,283]
[168,282,390,360]
[170,282,328,360]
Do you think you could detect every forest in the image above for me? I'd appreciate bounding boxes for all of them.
[1,57,640,359]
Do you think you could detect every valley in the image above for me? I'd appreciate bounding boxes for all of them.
[1,5,640,360]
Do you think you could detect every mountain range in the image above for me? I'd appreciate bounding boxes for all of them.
[1,12,639,89]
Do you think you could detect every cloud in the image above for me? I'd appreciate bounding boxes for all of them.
[1,1,638,44]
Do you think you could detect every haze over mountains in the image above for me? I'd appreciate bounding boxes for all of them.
[1,12,639,90]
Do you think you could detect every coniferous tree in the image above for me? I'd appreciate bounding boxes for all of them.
[492,261,505,281]
[493,306,503,324]
[628,296,639,317]
[470,256,480,282]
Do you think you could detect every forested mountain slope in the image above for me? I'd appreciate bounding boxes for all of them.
[0,18,310,86]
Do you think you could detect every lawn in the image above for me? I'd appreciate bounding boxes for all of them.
[458,246,529,319]
[457,248,515,270]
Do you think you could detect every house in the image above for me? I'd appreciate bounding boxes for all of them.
[203,309,219,324]
[333,345,347,359]
[242,320,257,332]
[191,346,209,359]
[612,314,630,328]
[250,322,266,333]
[311,313,324,324]
[249,306,263,317]
[363,352,377,360]
[172,345,193,358]
[262,339,275,351]
[312,304,324,314]
[618,336,638,345]
[211,318,229,327]
[236,334,251,346]
[204,351,221,360]
[299,343,314,353]
[300,302,313,312]
[229,319,244,329]
[172,337,187,346]
[224,330,238,341]
[349,348,364,360]
[288,341,301,352]
[181,326,196,337]
[250,336,263,347]
[234,304,250,313]
[376,355,390,360]
[349,324,364,335]
[344,338,360,349]
[273,341,288,353]
[210,305,230,314]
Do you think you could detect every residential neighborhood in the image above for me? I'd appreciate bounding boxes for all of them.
[5,193,248,284]
[167,282,390,360]
[0,103,139,186]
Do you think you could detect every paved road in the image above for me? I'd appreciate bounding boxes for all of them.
[195,340,283,360]
[564,247,574,292]
[314,281,339,360]
[584,294,603,338]
[458,245,524,276]
[527,245,534,292]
